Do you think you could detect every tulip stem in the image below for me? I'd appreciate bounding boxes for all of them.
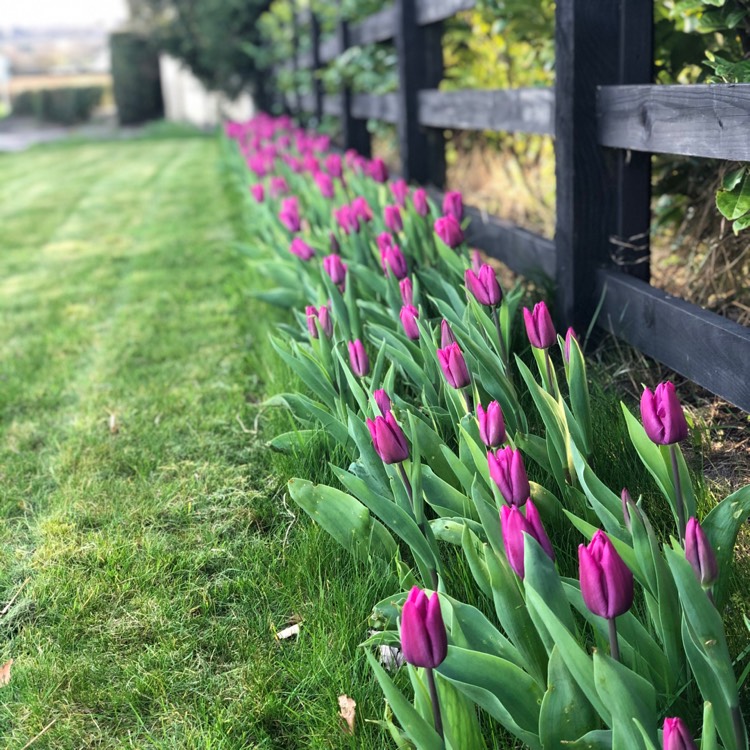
[491,306,510,379]
[608,617,621,662]
[426,667,445,744]
[462,387,474,416]
[669,444,686,543]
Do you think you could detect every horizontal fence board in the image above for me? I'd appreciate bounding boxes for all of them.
[351,93,399,122]
[596,270,750,410]
[297,50,314,70]
[416,0,476,25]
[320,36,340,63]
[597,83,750,161]
[322,95,343,117]
[349,7,396,46]
[419,88,555,135]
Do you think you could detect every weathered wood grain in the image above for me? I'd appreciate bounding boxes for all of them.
[349,7,396,46]
[416,0,476,25]
[351,93,399,123]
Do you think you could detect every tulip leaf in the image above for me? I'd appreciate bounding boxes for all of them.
[422,466,478,520]
[701,701,718,750]
[460,525,493,599]
[436,673,489,750]
[515,431,554,476]
[364,651,444,750]
[263,393,352,450]
[566,334,593,457]
[287,479,396,563]
[249,287,305,308]
[436,646,543,749]
[267,429,319,454]
[561,730,613,749]
[269,335,337,408]
[471,478,505,556]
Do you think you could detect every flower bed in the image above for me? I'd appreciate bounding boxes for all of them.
[224,113,750,750]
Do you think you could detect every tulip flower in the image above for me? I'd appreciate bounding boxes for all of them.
[400,305,420,340]
[373,389,391,415]
[250,184,264,203]
[465,264,502,307]
[685,517,718,590]
[470,250,481,273]
[290,237,315,261]
[501,501,554,578]
[329,232,340,254]
[323,253,347,289]
[440,319,457,348]
[477,401,505,448]
[334,205,359,235]
[383,246,408,280]
[351,196,373,224]
[437,342,471,390]
[442,190,463,221]
[399,277,413,306]
[325,153,343,178]
[306,305,332,338]
[640,382,689,446]
[579,530,633,661]
[369,158,389,183]
[564,327,579,363]
[523,301,556,349]
[663,717,698,750]
[434,215,464,249]
[487,446,530,507]
[620,488,641,532]
[376,231,395,260]
[314,171,335,199]
[270,175,289,197]
[412,188,429,217]
[367,411,409,464]
[279,196,301,233]
[384,205,404,233]
[390,179,409,206]
[348,339,370,377]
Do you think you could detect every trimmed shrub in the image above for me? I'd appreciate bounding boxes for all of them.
[110,31,163,125]
[11,86,104,125]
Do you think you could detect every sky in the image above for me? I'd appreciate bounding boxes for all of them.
[0,0,128,28]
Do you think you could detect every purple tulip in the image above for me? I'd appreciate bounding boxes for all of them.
[578,530,634,620]
[465,265,502,307]
[501,500,554,578]
[367,411,409,464]
[684,517,718,588]
[376,231,395,259]
[412,188,429,217]
[384,205,404,233]
[564,327,579,362]
[400,305,420,340]
[663,718,698,750]
[470,250,481,274]
[434,215,464,249]
[487,446,530,507]
[352,196,373,224]
[442,191,463,221]
[621,488,640,532]
[279,196,301,233]
[290,237,315,261]
[373,389,392,415]
[383,245,408,280]
[314,171,335,199]
[477,401,505,448]
[440,320,457,349]
[523,301,556,349]
[390,179,409,207]
[400,587,447,669]
[348,339,370,377]
[270,175,289,197]
[305,305,332,339]
[400,277,413,306]
[323,253,347,288]
[368,158,389,183]
[329,232,340,254]
[250,184,265,203]
[325,153,343,178]
[334,205,359,235]
[437,342,471,389]
[640,382,689,445]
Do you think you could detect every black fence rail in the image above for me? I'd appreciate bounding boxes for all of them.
[277,0,750,412]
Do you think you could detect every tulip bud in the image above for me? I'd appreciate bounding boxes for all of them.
[440,319,457,348]
[314,171,335,199]
[663,717,698,750]
[325,153,343,178]
[376,232,395,262]
[578,530,634,619]
[352,196,373,224]
[390,179,409,207]
[383,246,408,280]
[323,253,347,287]
[373,389,391,415]
[465,265,502,307]
[384,205,404,233]
[442,191,463,221]
[305,305,332,338]
[399,587,447,669]
[334,205,359,235]
[412,188,429,217]
[640,382,689,445]
[400,305,420,340]
[348,339,370,377]
[434,215,464,249]
[477,401,505,448]
[270,175,289,197]
[399,277,414,306]
[564,327,579,362]
[290,237,315,261]
[621,488,637,532]
[250,184,265,203]
[487,446,530,507]
[367,411,409,464]
[437,342,471,389]
[279,196,301,233]
[501,500,555,578]
[369,158,389,183]
[684,517,718,588]
[523,301,556,349]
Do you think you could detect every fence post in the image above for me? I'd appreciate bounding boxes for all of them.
[310,12,324,125]
[290,0,303,120]
[337,16,371,156]
[394,0,446,186]
[554,0,653,331]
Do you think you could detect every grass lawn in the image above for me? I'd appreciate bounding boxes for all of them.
[0,135,393,748]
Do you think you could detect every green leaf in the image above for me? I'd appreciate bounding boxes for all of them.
[716,173,750,220]
[267,429,319,453]
[701,702,717,750]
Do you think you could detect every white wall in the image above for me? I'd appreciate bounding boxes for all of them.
[159,54,254,127]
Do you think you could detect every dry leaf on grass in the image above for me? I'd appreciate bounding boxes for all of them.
[338,694,356,734]
[0,659,13,687]
[108,413,119,434]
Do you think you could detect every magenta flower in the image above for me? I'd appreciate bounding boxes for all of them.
[383,245,408,280]
[306,305,332,338]
[314,171,335,199]
[369,158,389,183]
[564,327,579,362]
[434,215,464,249]
[400,305,420,340]
[663,718,698,750]
[323,253,347,287]
[325,153,343,178]
[329,232,340,254]
[352,196,373,224]
[334,205,359,235]
[440,319,457,348]
[390,179,409,207]
[250,184,265,203]
[640,382,689,445]
[501,501,554,578]
[477,401,505,448]
[384,205,404,234]
[437,342,471,389]
[442,191,463,221]
[412,188,429,217]
[399,587,447,669]
[373,389,392,415]
[399,277,413,306]
[348,339,370,377]
[470,250,481,273]
[578,531,634,620]
[684,517,718,588]
[523,301,556,349]
[270,176,289,197]
[279,196,301,233]
[487,446,530,507]
[465,264,502,307]
[367,411,409,464]
[376,231,395,260]
[290,238,315,261]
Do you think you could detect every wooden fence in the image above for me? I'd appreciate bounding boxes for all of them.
[278,0,750,412]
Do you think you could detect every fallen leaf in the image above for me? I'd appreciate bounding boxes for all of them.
[108,413,119,434]
[275,623,300,640]
[0,659,13,687]
[338,694,356,734]
[379,643,405,671]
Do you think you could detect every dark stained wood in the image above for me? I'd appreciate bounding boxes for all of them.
[338,18,371,156]
[310,13,324,123]
[351,93,399,123]
[416,0,476,25]
[598,83,750,161]
[290,0,303,118]
[349,7,396,46]
[418,88,555,135]
[596,270,750,411]
[323,95,343,117]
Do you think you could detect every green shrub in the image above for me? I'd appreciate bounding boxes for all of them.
[11,86,104,124]
[110,31,163,125]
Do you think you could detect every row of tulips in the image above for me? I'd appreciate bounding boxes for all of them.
[222,113,750,750]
